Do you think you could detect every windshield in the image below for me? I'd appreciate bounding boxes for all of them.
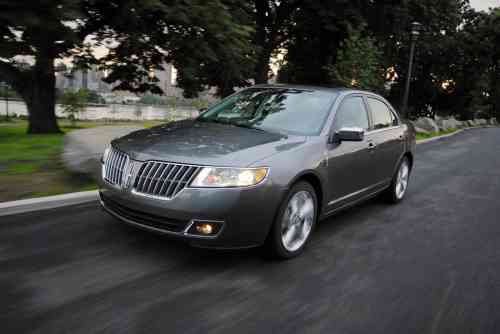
[198,88,337,135]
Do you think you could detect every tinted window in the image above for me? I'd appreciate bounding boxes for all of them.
[367,98,397,129]
[333,97,369,131]
[198,88,337,135]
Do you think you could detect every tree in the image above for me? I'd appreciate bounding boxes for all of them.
[363,0,472,116]
[481,8,500,120]
[252,0,303,84]
[0,0,254,133]
[59,89,89,127]
[278,0,367,85]
[325,27,385,93]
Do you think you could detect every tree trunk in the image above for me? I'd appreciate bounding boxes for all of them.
[25,54,61,134]
[254,48,273,84]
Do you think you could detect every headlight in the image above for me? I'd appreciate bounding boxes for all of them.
[190,167,268,188]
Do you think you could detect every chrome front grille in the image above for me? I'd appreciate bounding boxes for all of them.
[103,148,130,186]
[133,162,200,199]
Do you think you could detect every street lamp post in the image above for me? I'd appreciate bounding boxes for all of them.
[401,22,422,119]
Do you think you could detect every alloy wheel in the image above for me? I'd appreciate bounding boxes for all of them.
[281,190,315,252]
[395,159,410,199]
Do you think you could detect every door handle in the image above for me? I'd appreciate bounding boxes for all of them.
[368,142,377,150]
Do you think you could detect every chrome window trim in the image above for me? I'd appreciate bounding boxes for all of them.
[365,125,403,135]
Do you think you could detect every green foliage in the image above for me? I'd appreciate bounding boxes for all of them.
[0,0,255,132]
[278,0,367,85]
[325,27,385,92]
[59,89,89,126]
[140,94,165,106]
[0,83,17,99]
[85,90,105,104]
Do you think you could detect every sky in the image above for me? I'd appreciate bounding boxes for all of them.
[470,0,500,11]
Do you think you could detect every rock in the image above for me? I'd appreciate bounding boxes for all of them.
[466,120,476,127]
[62,126,144,180]
[476,118,487,126]
[414,117,439,133]
[488,118,497,126]
[436,117,460,131]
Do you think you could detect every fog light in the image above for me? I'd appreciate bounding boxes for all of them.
[196,223,213,235]
[187,220,223,237]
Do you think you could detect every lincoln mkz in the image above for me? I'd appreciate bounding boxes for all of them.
[99,85,416,258]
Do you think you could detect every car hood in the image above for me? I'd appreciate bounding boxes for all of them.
[112,120,307,167]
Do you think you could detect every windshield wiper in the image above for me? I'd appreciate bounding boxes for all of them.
[232,123,267,132]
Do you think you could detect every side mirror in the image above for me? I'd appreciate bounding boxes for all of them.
[332,127,365,143]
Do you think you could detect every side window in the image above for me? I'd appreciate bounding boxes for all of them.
[332,97,369,132]
[367,98,397,129]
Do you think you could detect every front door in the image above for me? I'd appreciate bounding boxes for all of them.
[325,95,375,212]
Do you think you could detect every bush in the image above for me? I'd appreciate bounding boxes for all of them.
[325,26,385,93]
[59,89,89,126]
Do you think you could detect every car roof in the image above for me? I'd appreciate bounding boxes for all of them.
[250,83,376,96]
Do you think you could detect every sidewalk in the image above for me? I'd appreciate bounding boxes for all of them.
[62,126,143,179]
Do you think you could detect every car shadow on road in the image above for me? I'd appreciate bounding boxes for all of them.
[106,193,394,268]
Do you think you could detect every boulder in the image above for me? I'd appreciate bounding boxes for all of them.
[436,117,460,131]
[476,118,487,126]
[455,120,465,128]
[466,120,476,127]
[414,117,439,133]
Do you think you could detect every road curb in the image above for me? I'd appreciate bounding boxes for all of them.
[0,190,99,217]
[416,126,497,145]
[416,129,464,145]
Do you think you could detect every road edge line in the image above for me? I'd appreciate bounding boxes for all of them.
[0,190,99,217]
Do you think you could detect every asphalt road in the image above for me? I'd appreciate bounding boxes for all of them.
[2,128,500,334]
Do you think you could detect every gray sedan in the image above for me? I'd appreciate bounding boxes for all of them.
[99,85,415,258]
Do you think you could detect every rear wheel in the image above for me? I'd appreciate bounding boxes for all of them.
[385,156,411,203]
[266,181,318,259]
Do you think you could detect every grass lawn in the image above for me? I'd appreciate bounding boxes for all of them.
[416,128,459,141]
[0,118,162,202]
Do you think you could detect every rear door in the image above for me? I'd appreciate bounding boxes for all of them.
[364,96,405,184]
[325,95,375,211]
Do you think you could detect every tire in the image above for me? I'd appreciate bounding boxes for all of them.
[266,181,318,259]
[384,156,411,204]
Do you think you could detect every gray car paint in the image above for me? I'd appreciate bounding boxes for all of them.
[100,85,416,249]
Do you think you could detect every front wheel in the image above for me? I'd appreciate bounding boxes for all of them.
[385,156,411,204]
[266,181,318,259]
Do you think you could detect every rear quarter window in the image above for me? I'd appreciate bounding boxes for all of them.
[367,98,398,129]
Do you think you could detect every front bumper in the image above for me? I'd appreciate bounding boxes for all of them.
[99,176,285,249]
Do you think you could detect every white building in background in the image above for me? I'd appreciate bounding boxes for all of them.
[56,63,183,97]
